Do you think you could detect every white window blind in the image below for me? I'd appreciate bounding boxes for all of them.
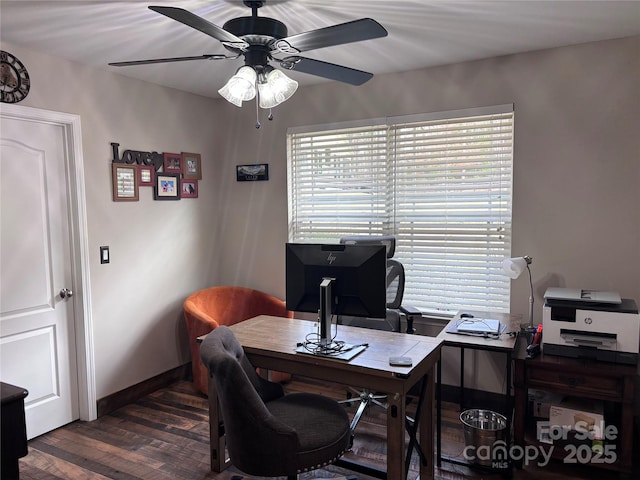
[287,105,514,315]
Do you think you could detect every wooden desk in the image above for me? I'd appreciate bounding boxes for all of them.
[435,312,520,469]
[205,315,443,480]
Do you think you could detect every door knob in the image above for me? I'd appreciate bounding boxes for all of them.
[60,288,73,299]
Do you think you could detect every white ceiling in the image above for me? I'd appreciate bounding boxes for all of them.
[2,0,639,100]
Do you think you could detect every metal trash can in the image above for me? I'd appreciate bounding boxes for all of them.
[460,409,507,466]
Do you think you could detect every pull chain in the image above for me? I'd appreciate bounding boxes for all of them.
[255,92,261,129]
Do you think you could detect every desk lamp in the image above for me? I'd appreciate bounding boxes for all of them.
[502,255,534,331]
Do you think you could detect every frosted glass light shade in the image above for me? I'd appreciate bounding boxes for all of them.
[258,69,298,109]
[502,257,529,279]
[218,66,257,107]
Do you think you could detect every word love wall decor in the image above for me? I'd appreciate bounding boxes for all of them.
[110,143,201,202]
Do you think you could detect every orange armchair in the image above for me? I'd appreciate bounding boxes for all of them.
[184,286,294,395]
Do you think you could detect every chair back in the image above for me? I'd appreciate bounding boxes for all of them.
[183,286,293,394]
[386,258,405,309]
[199,326,297,475]
[184,286,293,329]
[339,235,406,331]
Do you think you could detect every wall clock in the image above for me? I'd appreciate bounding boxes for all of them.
[1,50,30,103]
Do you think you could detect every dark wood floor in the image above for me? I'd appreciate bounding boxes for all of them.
[19,378,634,480]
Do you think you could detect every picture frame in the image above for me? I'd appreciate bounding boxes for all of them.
[236,163,269,182]
[154,173,181,200]
[182,152,202,180]
[112,163,139,201]
[181,179,198,198]
[163,152,182,173]
[138,164,155,187]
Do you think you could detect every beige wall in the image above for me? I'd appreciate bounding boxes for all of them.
[2,41,230,399]
[217,35,640,312]
[212,35,640,392]
[2,35,638,399]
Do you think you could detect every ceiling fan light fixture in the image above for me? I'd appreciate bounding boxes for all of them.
[218,66,257,107]
[258,68,298,109]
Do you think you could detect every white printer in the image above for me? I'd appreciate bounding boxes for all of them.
[542,288,639,365]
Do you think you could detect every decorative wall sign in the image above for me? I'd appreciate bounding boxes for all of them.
[154,173,181,200]
[181,179,198,198]
[182,152,202,180]
[112,164,139,201]
[163,152,182,173]
[0,50,30,104]
[237,164,269,182]
[110,143,203,202]
[111,142,164,171]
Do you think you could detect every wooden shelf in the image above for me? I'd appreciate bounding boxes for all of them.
[513,351,636,475]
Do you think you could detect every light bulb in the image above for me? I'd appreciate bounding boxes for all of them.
[258,69,298,109]
[218,66,257,107]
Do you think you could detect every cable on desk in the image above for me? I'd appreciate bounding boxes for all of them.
[297,316,368,356]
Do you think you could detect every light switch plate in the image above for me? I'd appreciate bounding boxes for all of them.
[100,246,109,264]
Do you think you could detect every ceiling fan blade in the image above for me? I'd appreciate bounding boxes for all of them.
[274,18,387,54]
[279,56,373,86]
[149,6,249,50]
[109,54,235,67]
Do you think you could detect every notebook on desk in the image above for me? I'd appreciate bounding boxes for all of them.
[450,318,504,335]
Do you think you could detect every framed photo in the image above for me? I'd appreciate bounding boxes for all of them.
[112,163,139,201]
[182,152,202,180]
[138,165,155,186]
[236,163,269,182]
[181,179,198,198]
[154,173,181,200]
[163,152,182,173]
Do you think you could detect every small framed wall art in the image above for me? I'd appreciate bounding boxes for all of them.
[112,163,139,201]
[236,163,269,182]
[138,165,155,187]
[154,173,181,200]
[182,152,202,180]
[163,152,182,173]
[181,179,198,198]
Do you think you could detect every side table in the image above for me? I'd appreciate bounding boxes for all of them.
[514,350,636,475]
[1,382,29,480]
[436,312,520,474]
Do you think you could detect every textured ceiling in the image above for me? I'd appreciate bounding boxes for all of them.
[1,0,639,99]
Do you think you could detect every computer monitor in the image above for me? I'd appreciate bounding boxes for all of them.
[285,243,387,346]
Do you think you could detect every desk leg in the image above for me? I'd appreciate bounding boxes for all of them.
[386,392,406,479]
[436,359,442,467]
[459,347,465,409]
[207,376,230,472]
[513,359,525,470]
[419,369,435,480]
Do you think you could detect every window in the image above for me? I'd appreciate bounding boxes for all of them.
[287,104,514,316]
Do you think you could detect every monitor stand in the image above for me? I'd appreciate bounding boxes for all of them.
[319,277,335,346]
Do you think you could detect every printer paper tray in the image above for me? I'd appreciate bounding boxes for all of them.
[560,329,616,349]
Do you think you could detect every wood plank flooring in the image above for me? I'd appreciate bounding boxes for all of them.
[19,378,632,480]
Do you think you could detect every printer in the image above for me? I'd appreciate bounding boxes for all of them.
[542,288,639,365]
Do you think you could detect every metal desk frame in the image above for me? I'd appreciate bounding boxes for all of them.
[435,312,519,475]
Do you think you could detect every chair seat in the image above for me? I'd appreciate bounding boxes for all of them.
[266,393,351,472]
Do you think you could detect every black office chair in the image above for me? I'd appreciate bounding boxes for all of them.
[199,326,353,480]
[338,235,421,334]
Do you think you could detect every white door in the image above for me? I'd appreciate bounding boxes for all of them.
[0,114,80,439]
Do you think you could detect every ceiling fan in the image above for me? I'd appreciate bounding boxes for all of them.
[110,0,387,116]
